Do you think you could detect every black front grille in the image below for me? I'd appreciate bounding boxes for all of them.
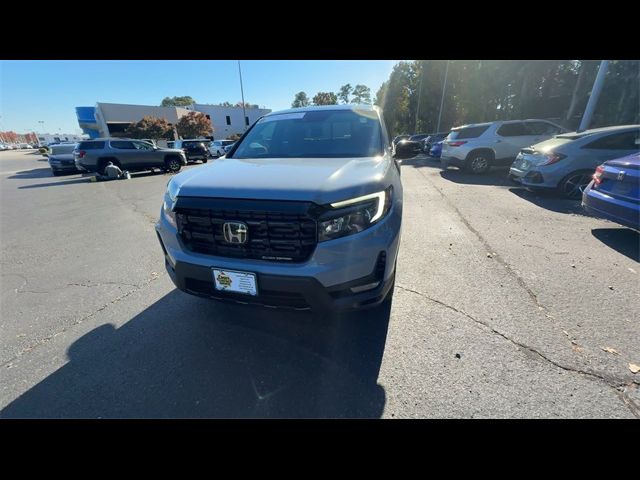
[175,198,318,262]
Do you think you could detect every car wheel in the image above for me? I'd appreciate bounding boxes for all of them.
[52,169,61,176]
[165,156,182,173]
[466,153,491,174]
[557,171,592,200]
[201,158,208,163]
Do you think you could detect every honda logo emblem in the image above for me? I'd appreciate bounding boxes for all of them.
[223,222,248,244]
[617,171,626,181]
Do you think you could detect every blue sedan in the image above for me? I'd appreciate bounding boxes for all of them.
[582,152,640,230]
[429,141,443,159]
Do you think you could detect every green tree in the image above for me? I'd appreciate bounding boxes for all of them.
[312,91,338,105]
[124,116,174,140]
[176,112,213,139]
[291,91,310,108]
[160,96,195,107]
[338,84,352,104]
[351,84,372,104]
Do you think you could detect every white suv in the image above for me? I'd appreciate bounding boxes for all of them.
[441,119,567,174]
[209,139,236,157]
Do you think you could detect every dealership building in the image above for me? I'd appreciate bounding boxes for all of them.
[76,103,271,139]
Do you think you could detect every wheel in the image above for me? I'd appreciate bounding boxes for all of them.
[201,157,208,163]
[557,171,592,199]
[465,153,491,174]
[165,156,182,173]
[52,169,61,176]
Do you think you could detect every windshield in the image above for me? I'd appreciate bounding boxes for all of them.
[231,109,383,159]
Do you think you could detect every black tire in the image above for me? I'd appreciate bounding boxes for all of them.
[465,152,491,174]
[557,170,592,199]
[52,169,61,176]
[164,156,182,173]
[201,157,208,163]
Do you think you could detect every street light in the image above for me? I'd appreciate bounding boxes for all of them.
[238,60,247,131]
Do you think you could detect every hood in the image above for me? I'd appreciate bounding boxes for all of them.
[172,156,392,205]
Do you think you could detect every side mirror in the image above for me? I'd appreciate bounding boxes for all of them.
[394,141,418,160]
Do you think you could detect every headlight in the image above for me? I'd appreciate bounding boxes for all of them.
[163,179,180,228]
[318,186,393,242]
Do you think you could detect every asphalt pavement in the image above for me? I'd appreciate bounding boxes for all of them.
[0,150,638,418]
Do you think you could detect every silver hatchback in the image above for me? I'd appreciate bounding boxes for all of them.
[509,125,640,199]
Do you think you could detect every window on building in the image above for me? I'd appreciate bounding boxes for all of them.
[226,116,231,126]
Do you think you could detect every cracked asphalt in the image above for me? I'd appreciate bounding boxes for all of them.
[1,150,638,418]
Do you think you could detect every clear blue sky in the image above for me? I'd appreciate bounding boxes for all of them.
[0,60,398,134]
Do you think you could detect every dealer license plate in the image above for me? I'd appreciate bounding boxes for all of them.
[212,269,258,296]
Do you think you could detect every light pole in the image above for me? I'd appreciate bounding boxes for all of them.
[415,61,425,133]
[578,60,609,132]
[38,120,45,146]
[436,60,449,133]
[238,60,247,131]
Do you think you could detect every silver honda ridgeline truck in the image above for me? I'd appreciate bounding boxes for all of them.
[156,105,417,314]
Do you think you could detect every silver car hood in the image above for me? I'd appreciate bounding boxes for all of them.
[172,156,392,205]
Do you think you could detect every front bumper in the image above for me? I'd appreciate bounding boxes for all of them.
[160,251,395,312]
[155,198,402,312]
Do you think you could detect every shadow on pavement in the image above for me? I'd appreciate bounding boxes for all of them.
[400,155,444,170]
[509,187,586,215]
[18,178,89,189]
[439,167,514,187]
[592,228,640,262]
[1,289,391,418]
[8,168,56,179]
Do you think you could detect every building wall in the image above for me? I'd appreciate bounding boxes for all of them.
[190,104,271,138]
[78,102,272,140]
[37,134,87,145]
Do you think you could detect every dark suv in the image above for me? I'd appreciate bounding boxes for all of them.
[74,138,187,175]
[173,139,210,163]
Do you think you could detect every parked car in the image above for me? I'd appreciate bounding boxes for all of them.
[156,104,414,314]
[48,143,79,176]
[74,138,187,175]
[396,138,423,156]
[209,139,235,157]
[581,153,640,230]
[392,135,410,147]
[441,119,567,174]
[223,142,236,154]
[0,143,7,151]
[173,139,210,163]
[423,132,449,154]
[510,125,640,199]
[409,134,429,143]
[430,141,444,159]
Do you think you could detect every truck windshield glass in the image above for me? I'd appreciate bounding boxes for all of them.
[231,109,383,158]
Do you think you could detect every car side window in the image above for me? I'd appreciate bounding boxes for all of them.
[583,131,640,150]
[525,122,560,136]
[133,141,152,150]
[496,122,528,137]
[110,141,136,150]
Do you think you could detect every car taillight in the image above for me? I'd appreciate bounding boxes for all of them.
[447,141,467,147]
[78,150,86,158]
[539,152,566,166]
[593,165,605,185]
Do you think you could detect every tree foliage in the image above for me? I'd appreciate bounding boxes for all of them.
[160,96,195,107]
[291,91,310,108]
[376,60,640,136]
[312,92,338,105]
[351,84,372,104]
[338,84,352,104]
[176,111,213,139]
[125,116,174,140]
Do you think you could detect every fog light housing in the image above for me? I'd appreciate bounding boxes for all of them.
[524,171,543,183]
[350,281,380,294]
